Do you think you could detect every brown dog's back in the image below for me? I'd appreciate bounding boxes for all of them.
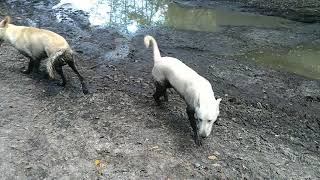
[12,26,70,57]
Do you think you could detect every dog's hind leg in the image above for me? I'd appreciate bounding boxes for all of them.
[153,81,167,105]
[55,65,66,87]
[163,81,172,102]
[153,82,161,104]
[66,59,88,94]
[186,105,202,146]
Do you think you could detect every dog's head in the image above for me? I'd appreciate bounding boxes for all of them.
[195,98,221,138]
[0,16,11,46]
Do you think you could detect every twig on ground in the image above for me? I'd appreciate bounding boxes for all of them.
[89,62,104,69]
[33,102,50,120]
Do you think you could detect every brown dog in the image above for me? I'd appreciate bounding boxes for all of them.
[0,16,88,94]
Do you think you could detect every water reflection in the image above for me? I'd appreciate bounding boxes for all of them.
[165,4,292,32]
[53,0,167,34]
[165,3,219,32]
[53,1,292,34]
[244,44,320,79]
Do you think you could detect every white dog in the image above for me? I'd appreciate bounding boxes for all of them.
[144,35,221,146]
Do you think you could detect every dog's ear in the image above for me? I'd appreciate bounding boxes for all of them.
[0,16,11,28]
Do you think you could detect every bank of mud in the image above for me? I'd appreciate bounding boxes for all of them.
[238,0,320,22]
[0,0,319,179]
[183,0,320,23]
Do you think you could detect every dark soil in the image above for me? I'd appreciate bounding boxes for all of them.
[0,0,319,179]
[190,0,320,23]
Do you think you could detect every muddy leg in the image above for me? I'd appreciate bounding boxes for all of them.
[163,89,168,102]
[55,65,66,87]
[153,82,167,105]
[66,60,89,94]
[21,60,34,74]
[153,82,161,104]
[186,106,202,146]
[33,60,41,73]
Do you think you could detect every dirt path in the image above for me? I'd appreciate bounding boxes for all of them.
[0,0,319,179]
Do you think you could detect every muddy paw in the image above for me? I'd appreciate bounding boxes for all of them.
[82,87,89,95]
[154,100,163,106]
[194,136,203,146]
[33,69,40,74]
[41,73,49,79]
[20,69,31,74]
[153,96,162,106]
[56,82,66,87]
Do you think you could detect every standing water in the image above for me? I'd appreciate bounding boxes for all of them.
[52,0,291,34]
[52,0,168,34]
[244,43,320,79]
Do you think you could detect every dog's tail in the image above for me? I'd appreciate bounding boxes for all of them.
[46,49,66,79]
[144,35,161,62]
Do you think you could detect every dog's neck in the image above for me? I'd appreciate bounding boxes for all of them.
[3,24,21,44]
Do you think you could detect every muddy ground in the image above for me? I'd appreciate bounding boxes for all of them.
[0,0,319,179]
[225,0,320,23]
[174,0,320,22]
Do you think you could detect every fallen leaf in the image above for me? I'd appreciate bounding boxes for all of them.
[150,146,159,150]
[95,160,101,167]
[208,155,217,160]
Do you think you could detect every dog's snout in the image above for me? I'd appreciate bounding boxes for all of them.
[198,130,209,138]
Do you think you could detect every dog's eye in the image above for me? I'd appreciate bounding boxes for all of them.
[208,120,212,123]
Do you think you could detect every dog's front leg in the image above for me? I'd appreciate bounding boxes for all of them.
[163,89,168,102]
[66,60,89,94]
[33,60,41,73]
[21,59,34,74]
[186,106,202,146]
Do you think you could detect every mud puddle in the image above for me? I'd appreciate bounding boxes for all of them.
[53,0,293,33]
[166,3,293,32]
[243,42,320,79]
[52,0,168,35]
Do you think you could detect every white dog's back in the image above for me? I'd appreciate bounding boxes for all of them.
[153,56,214,105]
[152,56,197,83]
